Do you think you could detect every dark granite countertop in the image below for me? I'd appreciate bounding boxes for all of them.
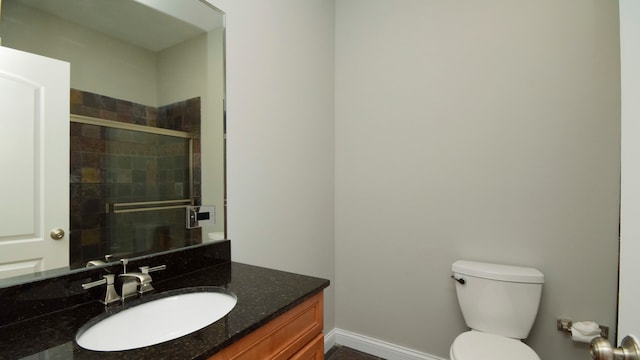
[0,261,329,360]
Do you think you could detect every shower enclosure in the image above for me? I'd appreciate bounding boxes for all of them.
[69,90,203,268]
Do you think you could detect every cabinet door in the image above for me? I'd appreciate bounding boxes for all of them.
[0,46,70,278]
[290,334,324,360]
[208,293,324,360]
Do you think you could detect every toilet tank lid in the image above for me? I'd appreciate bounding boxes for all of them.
[452,260,544,284]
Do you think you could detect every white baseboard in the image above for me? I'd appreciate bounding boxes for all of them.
[324,328,337,351]
[325,328,447,360]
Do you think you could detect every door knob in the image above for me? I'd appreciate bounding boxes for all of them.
[49,228,65,240]
[591,336,640,360]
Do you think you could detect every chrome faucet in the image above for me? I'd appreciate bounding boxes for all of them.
[119,259,166,300]
[81,274,121,305]
[85,254,114,268]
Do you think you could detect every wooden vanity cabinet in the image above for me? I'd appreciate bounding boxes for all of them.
[208,292,324,360]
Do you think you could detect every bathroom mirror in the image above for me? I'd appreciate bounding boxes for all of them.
[0,0,226,284]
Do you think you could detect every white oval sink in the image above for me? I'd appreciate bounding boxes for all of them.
[76,288,237,351]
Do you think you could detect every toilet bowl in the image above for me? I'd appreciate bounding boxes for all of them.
[450,331,540,360]
[450,260,544,360]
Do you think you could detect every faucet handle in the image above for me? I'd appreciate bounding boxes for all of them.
[140,265,166,274]
[82,277,107,289]
[120,258,129,273]
[81,274,121,305]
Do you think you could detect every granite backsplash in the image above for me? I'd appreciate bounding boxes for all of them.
[0,240,231,327]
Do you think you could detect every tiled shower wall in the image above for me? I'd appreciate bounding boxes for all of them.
[69,89,202,268]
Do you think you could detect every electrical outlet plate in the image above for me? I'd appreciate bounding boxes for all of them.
[186,205,215,229]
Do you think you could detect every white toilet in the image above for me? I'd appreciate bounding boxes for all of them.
[450,260,544,360]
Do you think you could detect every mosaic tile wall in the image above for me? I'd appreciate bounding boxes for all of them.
[69,89,202,268]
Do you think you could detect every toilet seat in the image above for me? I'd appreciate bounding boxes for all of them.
[450,331,540,360]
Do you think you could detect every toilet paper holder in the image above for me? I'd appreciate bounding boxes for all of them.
[557,319,609,339]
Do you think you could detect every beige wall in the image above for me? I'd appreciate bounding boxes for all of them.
[204,27,227,236]
[156,29,226,235]
[204,0,337,332]
[156,34,207,105]
[0,0,158,106]
[3,2,620,356]
[335,1,620,359]
[204,0,619,358]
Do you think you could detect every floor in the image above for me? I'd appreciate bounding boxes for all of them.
[325,345,386,360]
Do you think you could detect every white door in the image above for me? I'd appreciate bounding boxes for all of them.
[619,0,640,351]
[0,46,69,279]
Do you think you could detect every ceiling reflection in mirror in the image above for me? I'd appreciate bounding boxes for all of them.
[0,0,226,281]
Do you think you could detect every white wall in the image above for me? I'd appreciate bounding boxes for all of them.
[204,0,337,332]
[335,1,620,360]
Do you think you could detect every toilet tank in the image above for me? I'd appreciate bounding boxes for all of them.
[452,260,544,339]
